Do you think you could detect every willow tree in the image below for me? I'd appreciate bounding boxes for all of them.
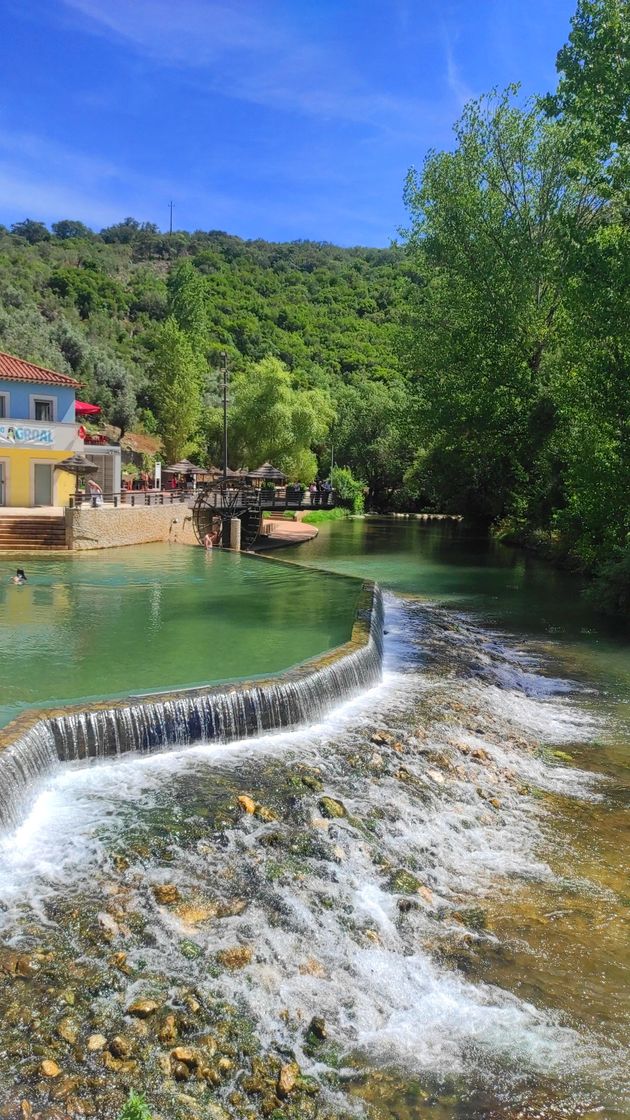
[204,356,333,483]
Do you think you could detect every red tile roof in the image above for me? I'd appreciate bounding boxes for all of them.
[0,350,80,388]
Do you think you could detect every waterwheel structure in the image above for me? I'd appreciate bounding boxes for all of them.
[192,478,262,550]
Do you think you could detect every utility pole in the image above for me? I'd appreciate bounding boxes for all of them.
[220,351,228,481]
[168,201,174,235]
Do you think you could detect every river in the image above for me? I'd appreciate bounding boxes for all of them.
[0,519,627,1120]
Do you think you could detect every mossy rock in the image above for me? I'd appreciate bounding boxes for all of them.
[179,940,203,960]
[318,797,346,819]
[390,868,422,894]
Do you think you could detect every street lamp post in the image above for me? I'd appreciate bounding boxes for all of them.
[220,350,228,482]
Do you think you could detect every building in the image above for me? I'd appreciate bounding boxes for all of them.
[0,350,84,507]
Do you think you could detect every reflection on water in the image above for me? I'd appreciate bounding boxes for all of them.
[0,522,627,1119]
[0,545,360,726]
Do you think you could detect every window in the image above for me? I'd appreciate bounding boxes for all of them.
[0,394,7,419]
[34,399,53,421]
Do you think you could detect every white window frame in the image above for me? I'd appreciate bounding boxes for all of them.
[29,394,57,422]
[0,392,9,419]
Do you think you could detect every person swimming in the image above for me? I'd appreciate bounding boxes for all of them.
[11,569,26,584]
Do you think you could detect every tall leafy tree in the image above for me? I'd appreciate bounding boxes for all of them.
[167,260,208,352]
[151,317,203,462]
[204,356,333,482]
[402,88,597,518]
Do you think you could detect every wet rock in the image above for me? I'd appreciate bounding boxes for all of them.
[56,1018,78,1045]
[216,946,252,970]
[216,899,247,919]
[453,906,487,931]
[126,997,160,1017]
[298,958,327,978]
[318,797,346,819]
[171,1045,201,1069]
[153,883,180,905]
[171,1059,191,1081]
[0,950,37,978]
[41,1060,61,1078]
[197,1034,217,1058]
[109,1035,133,1059]
[371,730,394,744]
[175,901,215,926]
[300,774,323,792]
[86,1034,107,1051]
[97,911,120,941]
[110,950,130,974]
[277,1061,299,1098]
[307,1016,327,1041]
[397,897,419,913]
[390,868,422,894]
[254,804,278,823]
[237,795,256,814]
[427,769,445,785]
[553,750,574,763]
[180,939,203,960]
[158,1014,178,1044]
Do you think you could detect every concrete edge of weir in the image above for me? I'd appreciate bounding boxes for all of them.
[0,574,382,760]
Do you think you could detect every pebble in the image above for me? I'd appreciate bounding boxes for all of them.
[237,795,256,814]
[127,998,160,1018]
[216,946,252,970]
[86,1034,107,1051]
[153,883,180,905]
[41,1060,61,1078]
[277,1061,299,1098]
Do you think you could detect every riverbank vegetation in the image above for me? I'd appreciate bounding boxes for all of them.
[0,0,626,611]
[401,0,629,614]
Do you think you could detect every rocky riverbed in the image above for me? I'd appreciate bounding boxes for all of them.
[0,598,626,1120]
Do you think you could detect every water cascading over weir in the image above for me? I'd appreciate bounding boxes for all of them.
[0,582,383,832]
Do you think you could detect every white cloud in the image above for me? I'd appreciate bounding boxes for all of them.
[59,0,457,140]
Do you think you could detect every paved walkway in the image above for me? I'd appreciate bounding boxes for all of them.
[256,519,318,550]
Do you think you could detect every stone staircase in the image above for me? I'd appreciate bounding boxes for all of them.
[0,515,68,550]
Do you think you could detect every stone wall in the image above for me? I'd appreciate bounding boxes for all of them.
[65,504,198,550]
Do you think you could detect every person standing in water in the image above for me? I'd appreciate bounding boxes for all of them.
[11,569,26,584]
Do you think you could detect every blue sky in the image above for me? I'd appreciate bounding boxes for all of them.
[0,0,575,246]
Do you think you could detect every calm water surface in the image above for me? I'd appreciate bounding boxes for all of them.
[0,521,627,1120]
[0,544,360,726]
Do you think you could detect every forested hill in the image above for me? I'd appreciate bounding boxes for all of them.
[0,224,410,505]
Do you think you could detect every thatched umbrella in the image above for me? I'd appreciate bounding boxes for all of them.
[246,462,287,483]
[55,454,99,477]
[165,459,206,474]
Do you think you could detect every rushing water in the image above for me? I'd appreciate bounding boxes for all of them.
[0,521,627,1120]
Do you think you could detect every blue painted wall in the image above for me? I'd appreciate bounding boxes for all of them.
[0,381,76,423]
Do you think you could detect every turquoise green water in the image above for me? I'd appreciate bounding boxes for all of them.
[289,516,630,717]
[0,544,360,727]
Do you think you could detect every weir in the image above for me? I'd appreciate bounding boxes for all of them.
[0,581,383,832]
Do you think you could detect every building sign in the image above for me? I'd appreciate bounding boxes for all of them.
[0,424,54,446]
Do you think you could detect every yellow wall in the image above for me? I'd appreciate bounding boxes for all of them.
[0,448,76,507]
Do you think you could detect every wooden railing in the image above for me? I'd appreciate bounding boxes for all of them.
[67,487,336,512]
